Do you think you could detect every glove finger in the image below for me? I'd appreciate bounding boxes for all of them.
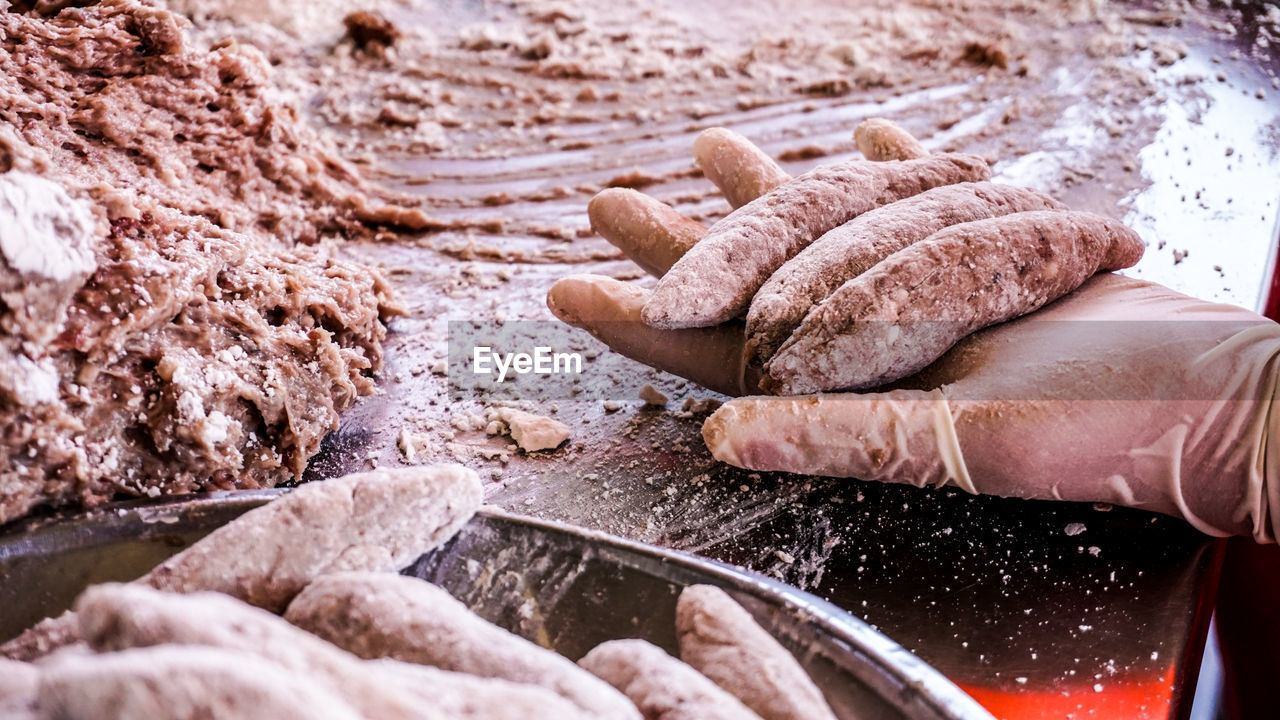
[692,128,790,209]
[547,274,758,396]
[700,390,1172,507]
[699,343,1168,503]
[589,188,705,277]
[701,389,976,492]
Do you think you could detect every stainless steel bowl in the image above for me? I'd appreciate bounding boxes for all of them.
[0,491,994,720]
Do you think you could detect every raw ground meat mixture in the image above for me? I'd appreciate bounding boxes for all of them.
[0,0,423,522]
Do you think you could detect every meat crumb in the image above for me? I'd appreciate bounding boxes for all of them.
[962,41,1010,69]
[638,384,668,407]
[398,429,435,463]
[605,168,662,190]
[499,409,570,452]
[681,397,723,414]
[343,11,401,56]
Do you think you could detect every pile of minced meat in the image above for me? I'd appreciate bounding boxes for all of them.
[0,0,430,523]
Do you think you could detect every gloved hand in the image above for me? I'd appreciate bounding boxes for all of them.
[548,127,1280,543]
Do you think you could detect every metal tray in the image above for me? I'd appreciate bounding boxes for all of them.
[0,490,993,720]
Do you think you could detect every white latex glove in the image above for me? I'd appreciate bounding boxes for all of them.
[548,128,1280,542]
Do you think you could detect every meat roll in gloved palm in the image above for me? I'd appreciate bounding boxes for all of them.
[547,121,1280,544]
